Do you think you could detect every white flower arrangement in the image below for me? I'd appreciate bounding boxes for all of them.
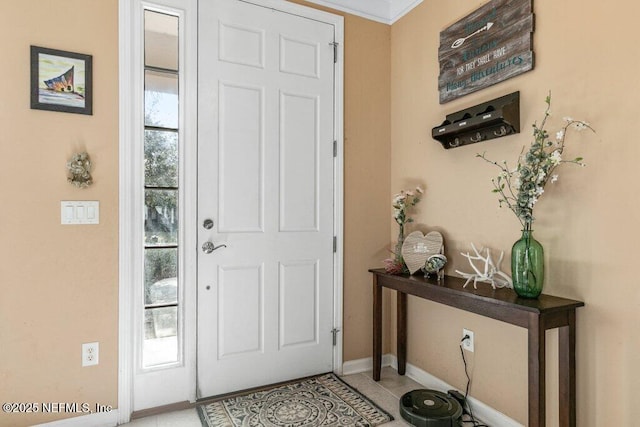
[384,186,424,274]
[477,93,595,230]
[392,186,423,228]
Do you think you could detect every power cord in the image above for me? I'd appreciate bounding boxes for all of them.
[458,335,489,427]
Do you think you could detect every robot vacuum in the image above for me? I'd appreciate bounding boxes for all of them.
[399,389,463,427]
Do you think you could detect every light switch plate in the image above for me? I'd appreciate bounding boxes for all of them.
[61,201,99,225]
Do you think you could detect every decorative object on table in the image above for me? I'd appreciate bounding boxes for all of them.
[455,243,512,289]
[478,93,595,298]
[422,254,448,281]
[383,186,423,274]
[67,152,93,188]
[437,0,534,104]
[197,373,393,427]
[401,230,444,274]
[30,46,93,115]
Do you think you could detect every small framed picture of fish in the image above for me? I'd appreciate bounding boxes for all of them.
[30,46,93,115]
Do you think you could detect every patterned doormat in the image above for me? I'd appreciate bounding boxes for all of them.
[197,373,393,427]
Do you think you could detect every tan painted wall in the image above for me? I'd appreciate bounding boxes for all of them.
[0,1,390,425]
[338,16,392,360]
[0,1,119,426]
[6,0,639,425]
[391,1,640,425]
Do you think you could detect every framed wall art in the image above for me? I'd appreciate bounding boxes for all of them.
[30,46,93,115]
[438,0,534,104]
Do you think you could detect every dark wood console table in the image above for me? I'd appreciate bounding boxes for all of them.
[370,268,584,427]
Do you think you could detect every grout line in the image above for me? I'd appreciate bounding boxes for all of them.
[350,369,419,405]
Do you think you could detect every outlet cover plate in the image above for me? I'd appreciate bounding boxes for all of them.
[462,329,474,352]
[82,342,99,367]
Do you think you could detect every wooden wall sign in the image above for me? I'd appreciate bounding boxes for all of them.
[438,0,534,104]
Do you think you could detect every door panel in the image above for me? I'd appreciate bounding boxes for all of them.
[197,0,335,398]
[218,265,263,358]
[280,92,319,231]
[280,35,320,78]
[219,22,265,68]
[279,260,319,348]
[218,82,264,232]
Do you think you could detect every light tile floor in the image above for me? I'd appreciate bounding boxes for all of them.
[122,367,477,426]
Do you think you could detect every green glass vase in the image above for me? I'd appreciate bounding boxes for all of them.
[511,229,544,298]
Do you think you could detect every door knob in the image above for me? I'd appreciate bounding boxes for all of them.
[203,219,214,229]
[202,241,227,254]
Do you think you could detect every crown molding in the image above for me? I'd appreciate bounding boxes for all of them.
[302,0,422,25]
[389,0,423,23]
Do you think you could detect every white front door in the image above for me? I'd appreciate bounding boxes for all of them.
[197,0,337,398]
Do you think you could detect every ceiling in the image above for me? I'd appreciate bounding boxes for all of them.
[304,0,423,24]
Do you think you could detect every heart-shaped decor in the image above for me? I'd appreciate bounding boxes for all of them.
[401,231,444,274]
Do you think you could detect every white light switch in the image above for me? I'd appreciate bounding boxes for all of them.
[61,201,99,225]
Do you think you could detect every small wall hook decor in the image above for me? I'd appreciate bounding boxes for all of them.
[469,132,483,143]
[432,91,520,149]
[67,151,93,188]
[493,126,508,137]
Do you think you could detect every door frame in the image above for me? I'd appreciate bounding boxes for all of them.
[118,0,344,422]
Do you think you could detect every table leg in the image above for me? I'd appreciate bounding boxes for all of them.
[559,310,576,427]
[373,275,382,381]
[528,313,546,427]
[397,291,407,375]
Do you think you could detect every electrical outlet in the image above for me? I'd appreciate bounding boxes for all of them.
[82,342,99,367]
[462,329,474,352]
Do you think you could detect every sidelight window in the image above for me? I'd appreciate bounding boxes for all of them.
[142,10,180,368]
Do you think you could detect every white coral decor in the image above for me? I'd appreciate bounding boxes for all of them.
[455,243,513,289]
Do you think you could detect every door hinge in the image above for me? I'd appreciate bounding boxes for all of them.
[333,236,337,253]
[333,140,337,157]
[331,328,340,346]
[330,41,338,63]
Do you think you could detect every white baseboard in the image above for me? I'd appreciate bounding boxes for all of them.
[34,410,119,427]
[341,353,396,375]
[343,355,523,427]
